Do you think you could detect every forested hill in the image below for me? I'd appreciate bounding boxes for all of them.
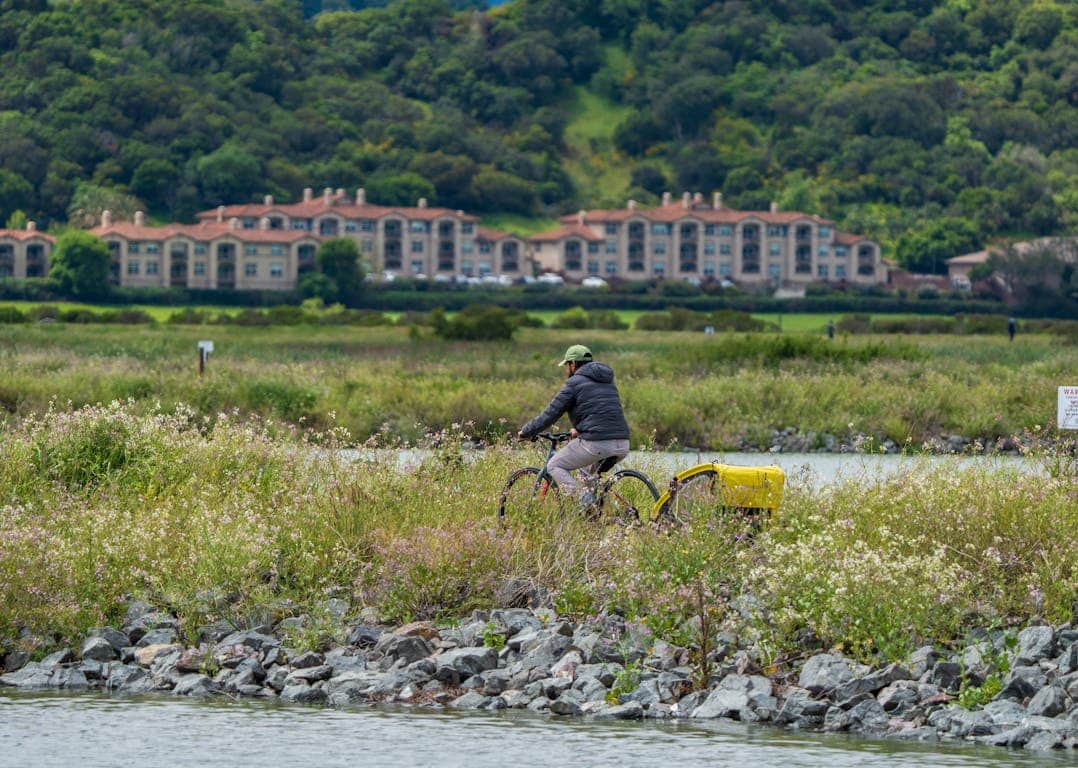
[0,0,1074,271]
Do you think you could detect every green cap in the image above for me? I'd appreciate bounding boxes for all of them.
[558,344,593,366]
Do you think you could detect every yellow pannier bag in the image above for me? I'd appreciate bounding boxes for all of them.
[712,463,785,511]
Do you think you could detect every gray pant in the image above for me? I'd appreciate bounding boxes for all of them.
[546,438,630,496]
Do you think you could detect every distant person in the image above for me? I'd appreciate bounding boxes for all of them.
[827,319,835,340]
[1008,316,1016,342]
[518,344,630,503]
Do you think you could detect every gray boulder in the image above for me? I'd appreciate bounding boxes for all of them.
[592,701,644,720]
[435,646,498,683]
[346,624,385,648]
[450,691,492,710]
[550,697,583,716]
[280,683,327,704]
[1016,626,1057,666]
[999,665,1047,700]
[798,654,860,695]
[692,675,771,720]
[376,635,432,665]
[173,674,218,697]
[906,646,939,679]
[86,627,129,653]
[834,663,911,701]
[976,725,1036,748]
[983,698,1027,728]
[876,681,920,715]
[80,636,118,663]
[0,663,52,688]
[501,689,534,709]
[1026,684,1069,718]
[823,698,888,734]
[1025,732,1064,751]
[774,687,830,728]
[284,665,333,685]
[290,651,324,669]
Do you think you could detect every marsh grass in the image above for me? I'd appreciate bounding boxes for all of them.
[1,324,1070,449]
[0,404,1074,665]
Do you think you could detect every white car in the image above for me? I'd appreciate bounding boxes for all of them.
[581,276,608,289]
[433,274,452,283]
[496,275,514,287]
[382,271,397,282]
[537,272,565,285]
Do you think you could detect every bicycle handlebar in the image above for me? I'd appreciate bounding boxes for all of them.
[536,431,573,444]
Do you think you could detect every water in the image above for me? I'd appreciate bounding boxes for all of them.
[1,692,1074,768]
[339,449,1038,489]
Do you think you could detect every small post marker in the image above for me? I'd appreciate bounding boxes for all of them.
[197,340,214,377]
[1059,386,1078,431]
[704,325,715,336]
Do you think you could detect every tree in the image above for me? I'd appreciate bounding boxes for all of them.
[316,237,364,304]
[5,210,28,230]
[0,170,33,223]
[895,218,981,275]
[49,231,111,299]
[196,145,263,205]
[66,183,144,228]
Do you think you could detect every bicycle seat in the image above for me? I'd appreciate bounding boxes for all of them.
[593,455,621,475]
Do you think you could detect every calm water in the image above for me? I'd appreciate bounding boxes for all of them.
[2,692,1075,768]
[340,449,1037,489]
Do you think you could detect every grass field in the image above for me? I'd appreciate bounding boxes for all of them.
[0,322,1070,450]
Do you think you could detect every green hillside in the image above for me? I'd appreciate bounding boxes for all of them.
[0,0,1075,271]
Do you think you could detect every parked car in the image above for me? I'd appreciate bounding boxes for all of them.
[581,276,608,289]
[537,272,565,285]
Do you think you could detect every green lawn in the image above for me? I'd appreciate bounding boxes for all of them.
[0,300,245,322]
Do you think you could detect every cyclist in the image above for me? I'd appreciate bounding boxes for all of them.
[517,344,630,503]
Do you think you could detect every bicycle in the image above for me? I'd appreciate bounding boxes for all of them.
[497,432,659,523]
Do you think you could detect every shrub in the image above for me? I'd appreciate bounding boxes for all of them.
[0,306,27,323]
[434,304,516,341]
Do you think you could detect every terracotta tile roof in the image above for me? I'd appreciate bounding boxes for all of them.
[196,199,479,223]
[529,224,604,243]
[559,202,834,226]
[833,231,869,246]
[90,221,318,243]
[0,229,55,242]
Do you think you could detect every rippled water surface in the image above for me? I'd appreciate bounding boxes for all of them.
[2,692,1074,768]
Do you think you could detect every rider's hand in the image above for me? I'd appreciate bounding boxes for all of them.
[570,428,579,439]
[517,430,525,440]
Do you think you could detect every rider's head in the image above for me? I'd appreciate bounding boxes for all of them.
[558,344,592,376]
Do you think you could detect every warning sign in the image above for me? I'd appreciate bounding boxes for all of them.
[1060,386,1078,430]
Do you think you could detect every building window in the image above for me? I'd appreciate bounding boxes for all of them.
[244,244,257,256]
[146,261,158,275]
[587,242,600,254]
[409,221,427,233]
[344,220,358,233]
[145,243,160,254]
[478,261,492,276]
[291,219,306,230]
[704,224,716,236]
[704,242,716,256]
[818,226,832,239]
[719,263,732,276]
[718,225,732,237]
[127,261,140,275]
[411,260,424,275]
[720,243,731,255]
[604,223,617,235]
[463,241,476,254]
[605,239,617,254]
[605,260,617,275]
[587,260,599,275]
[835,264,846,278]
[769,243,782,256]
[242,217,255,229]
[194,245,206,255]
[767,226,783,237]
[271,244,284,256]
[129,243,141,254]
[270,263,284,278]
[360,219,374,232]
[703,262,716,276]
[768,264,781,278]
[362,240,373,252]
[653,241,666,255]
[818,245,830,257]
[193,262,206,276]
[461,223,474,235]
[461,259,473,276]
[245,263,258,277]
[818,264,829,277]
[835,246,847,257]
[650,223,671,236]
[478,242,491,254]
[411,240,424,253]
[653,262,665,275]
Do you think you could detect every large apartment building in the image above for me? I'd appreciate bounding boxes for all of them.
[529,192,885,286]
[0,223,54,279]
[195,187,530,282]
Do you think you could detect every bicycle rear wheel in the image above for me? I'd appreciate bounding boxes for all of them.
[599,469,660,524]
[498,466,556,519]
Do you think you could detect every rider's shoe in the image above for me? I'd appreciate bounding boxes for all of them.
[578,490,598,515]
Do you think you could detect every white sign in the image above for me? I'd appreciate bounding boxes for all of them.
[1060,386,1078,430]
[197,340,214,354]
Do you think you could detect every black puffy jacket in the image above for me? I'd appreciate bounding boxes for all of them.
[520,361,630,441]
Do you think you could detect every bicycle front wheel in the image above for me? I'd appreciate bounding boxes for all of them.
[498,466,555,519]
[599,469,660,524]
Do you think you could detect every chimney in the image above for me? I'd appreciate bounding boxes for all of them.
[682,191,691,208]
[263,195,274,206]
[259,217,270,230]
[456,210,464,217]
[303,187,313,203]
[577,210,586,225]
[713,192,723,209]
[101,210,112,227]
[216,205,225,223]
[355,188,366,205]
[228,217,240,230]
[323,187,332,205]
[662,191,672,206]
[336,188,345,200]
[134,211,145,227]
[417,198,428,209]
[627,200,637,211]
[693,192,703,205]
[770,201,778,214]
[26,220,36,232]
